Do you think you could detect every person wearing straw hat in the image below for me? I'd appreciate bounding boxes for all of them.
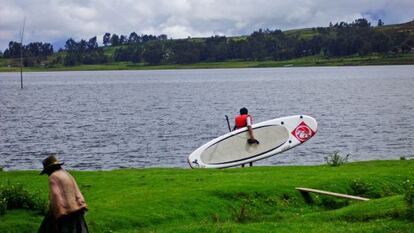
[38,154,89,233]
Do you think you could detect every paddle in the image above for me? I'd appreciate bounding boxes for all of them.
[225,115,232,132]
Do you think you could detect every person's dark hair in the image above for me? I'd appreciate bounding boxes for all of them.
[240,107,248,115]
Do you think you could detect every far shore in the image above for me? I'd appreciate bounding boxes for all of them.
[1,53,413,73]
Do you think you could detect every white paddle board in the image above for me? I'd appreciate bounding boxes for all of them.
[188,115,317,168]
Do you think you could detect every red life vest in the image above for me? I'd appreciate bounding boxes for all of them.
[235,114,252,129]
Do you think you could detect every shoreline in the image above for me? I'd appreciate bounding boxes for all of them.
[1,54,413,73]
[2,156,412,172]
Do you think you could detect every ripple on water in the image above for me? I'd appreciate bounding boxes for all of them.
[1,66,413,170]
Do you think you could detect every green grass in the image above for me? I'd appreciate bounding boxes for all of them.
[1,53,413,72]
[284,28,320,39]
[1,160,413,232]
[377,20,414,36]
[287,20,414,38]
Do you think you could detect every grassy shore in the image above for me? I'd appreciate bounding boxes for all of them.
[1,53,413,72]
[1,160,414,232]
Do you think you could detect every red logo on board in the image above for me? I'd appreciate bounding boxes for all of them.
[291,121,315,142]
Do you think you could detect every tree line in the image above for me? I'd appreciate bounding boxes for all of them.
[1,18,413,67]
[2,41,53,66]
[110,18,413,65]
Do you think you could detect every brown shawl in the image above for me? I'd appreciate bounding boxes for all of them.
[48,169,87,219]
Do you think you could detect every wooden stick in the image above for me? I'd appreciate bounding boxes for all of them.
[20,17,26,89]
[296,187,370,201]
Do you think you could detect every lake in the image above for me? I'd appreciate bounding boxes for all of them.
[1,65,413,170]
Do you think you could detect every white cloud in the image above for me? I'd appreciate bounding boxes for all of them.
[0,0,413,51]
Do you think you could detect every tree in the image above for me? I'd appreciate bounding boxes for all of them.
[248,30,268,60]
[128,32,139,44]
[3,41,22,58]
[64,52,78,66]
[202,36,228,61]
[158,34,168,41]
[24,42,53,59]
[114,45,143,63]
[82,48,107,64]
[120,35,127,45]
[63,38,107,66]
[131,46,143,63]
[114,46,133,61]
[372,32,391,53]
[307,35,323,55]
[142,41,164,65]
[142,34,157,43]
[103,33,111,46]
[3,17,410,67]
[64,39,80,65]
[401,43,411,53]
[40,43,53,56]
[79,39,87,52]
[87,36,98,50]
[170,40,201,64]
[353,18,371,28]
[228,39,246,60]
[110,34,120,46]
[65,38,78,51]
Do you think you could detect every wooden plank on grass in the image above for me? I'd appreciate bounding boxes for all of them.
[296,187,370,201]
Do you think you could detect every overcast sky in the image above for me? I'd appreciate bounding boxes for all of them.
[0,0,413,51]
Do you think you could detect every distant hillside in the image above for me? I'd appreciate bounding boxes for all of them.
[1,18,413,71]
[378,19,414,35]
[284,19,414,39]
[187,20,414,42]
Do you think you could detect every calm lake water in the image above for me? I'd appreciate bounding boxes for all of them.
[1,66,413,170]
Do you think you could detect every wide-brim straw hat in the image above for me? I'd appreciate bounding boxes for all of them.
[40,155,64,175]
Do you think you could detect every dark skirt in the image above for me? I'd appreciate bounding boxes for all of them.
[38,209,89,233]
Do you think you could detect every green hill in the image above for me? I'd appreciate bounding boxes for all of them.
[285,19,414,38]
[378,19,414,36]
[1,19,413,72]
